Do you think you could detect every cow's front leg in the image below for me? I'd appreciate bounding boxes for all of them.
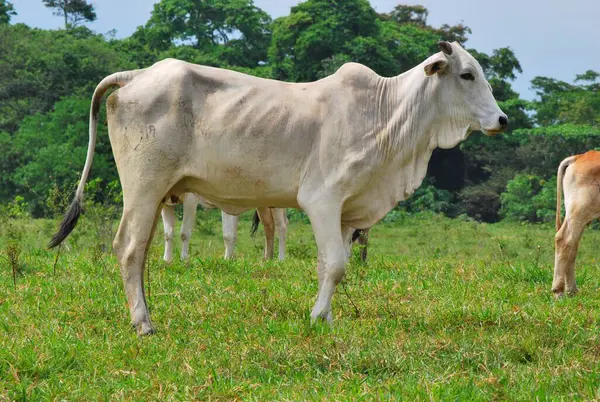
[303,205,349,324]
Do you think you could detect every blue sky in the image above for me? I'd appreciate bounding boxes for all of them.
[11,0,600,100]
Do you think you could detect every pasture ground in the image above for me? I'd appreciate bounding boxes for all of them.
[2,212,600,400]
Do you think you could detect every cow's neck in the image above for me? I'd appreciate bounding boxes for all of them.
[371,63,471,202]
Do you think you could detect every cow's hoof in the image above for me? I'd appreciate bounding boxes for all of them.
[310,310,333,326]
[135,321,155,336]
[552,283,565,299]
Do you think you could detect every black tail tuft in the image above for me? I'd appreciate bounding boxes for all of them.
[352,229,363,243]
[48,198,83,249]
[250,210,260,237]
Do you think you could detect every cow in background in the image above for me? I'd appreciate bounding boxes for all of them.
[352,228,370,262]
[162,193,287,262]
[553,151,600,297]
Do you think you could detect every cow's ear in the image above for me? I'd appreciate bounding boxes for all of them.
[424,56,448,76]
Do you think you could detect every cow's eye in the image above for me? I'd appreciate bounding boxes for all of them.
[460,73,475,81]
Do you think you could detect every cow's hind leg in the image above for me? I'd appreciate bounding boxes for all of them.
[113,198,163,335]
[553,216,586,298]
[273,208,288,261]
[161,204,176,263]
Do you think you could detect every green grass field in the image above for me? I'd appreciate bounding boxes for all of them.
[2,212,600,400]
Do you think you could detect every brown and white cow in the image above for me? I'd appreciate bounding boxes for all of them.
[50,41,507,334]
[553,151,600,297]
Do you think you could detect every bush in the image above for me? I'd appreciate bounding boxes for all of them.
[500,174,556,223]
[458,185,501,222]
[398,178,458,216]
[0,195,30,219]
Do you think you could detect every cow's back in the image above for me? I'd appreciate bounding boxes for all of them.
[571,151,600,183]
[106,59,333,208]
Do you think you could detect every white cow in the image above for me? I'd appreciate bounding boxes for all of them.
[49,41,507,335]
[161,193,287,262]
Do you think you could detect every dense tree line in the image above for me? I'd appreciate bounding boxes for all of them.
[0,0,598,221]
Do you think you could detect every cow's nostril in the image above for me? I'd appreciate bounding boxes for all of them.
[499,115,508,127]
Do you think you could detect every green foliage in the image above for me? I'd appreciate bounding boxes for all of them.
[46,183,72,219]
[398,179,457,216]
[42,0,96,29]
[530,71,600,127]
[269,0,381,81]
[514,124,600,140]
[0,131,19,200]
[378,22,438,74]
[458,183,502,223]
[0,0,15,24]
[9,95,118,215]
[0,195,29,219]
[0,24,134,134]
[511,125,600,177]
[387,4,428,26]
[82,179,123,253]
[500,174,556,223]
[140,0,271,68]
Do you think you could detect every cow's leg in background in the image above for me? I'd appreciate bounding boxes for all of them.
[553,215,586,297]
[161,203,176,263]
[257,207,275,259]
[113,196,163,336]
[180,193,199,261]
[357,228,370,262]
[222,211,239,259]
[273,208,287,260]
[342,224,354,261]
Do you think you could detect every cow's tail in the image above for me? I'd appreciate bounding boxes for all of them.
[250,210,260,237]
[352,229,363,242]
[556,155,577,231]
[48,70,144,248]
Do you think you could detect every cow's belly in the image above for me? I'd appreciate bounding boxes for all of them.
[178,158,303,209]
[141,112,311,208]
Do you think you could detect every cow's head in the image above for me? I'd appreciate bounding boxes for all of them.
[423,41,508,144]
